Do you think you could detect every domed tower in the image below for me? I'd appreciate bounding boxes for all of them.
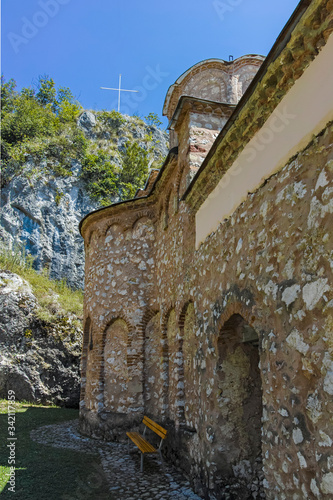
[163,56,264,195]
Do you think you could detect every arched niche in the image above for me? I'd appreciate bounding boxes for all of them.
[132,217,155,240]
[182,303,198,428]
[144,312,166,418]
[214,313,263,487]
[105,223,124,245]
[102,318,129,412]
[182,69,228,103]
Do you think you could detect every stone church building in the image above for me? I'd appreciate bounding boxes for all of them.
[79,0,333,498]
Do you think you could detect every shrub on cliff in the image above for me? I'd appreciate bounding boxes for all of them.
[0,244,83,323]
[1,75,166,203]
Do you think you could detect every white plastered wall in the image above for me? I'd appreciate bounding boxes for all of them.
[196,33,333,248]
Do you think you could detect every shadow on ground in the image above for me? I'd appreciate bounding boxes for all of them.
[0,406,112,500]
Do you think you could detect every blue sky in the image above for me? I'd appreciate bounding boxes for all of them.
[2,0,300,126]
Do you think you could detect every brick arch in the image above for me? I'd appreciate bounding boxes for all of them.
[131,216,156,241]
[132,215,151,230]
[178,300,194,330]
[138,307,159,339]
[100,311,133,334]
[216,300,256,337]
[99,313,135,381]
[131,209,156,228]
[164,60,230,119]
[87,226,106,247]
[104,222,126,239]
[161,305,175,338]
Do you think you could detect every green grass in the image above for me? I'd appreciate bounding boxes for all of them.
[0,400,113,499]
[0,245,83,324]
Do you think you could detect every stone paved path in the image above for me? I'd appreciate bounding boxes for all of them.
[30,420,203,500]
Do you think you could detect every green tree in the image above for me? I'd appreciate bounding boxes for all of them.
[145,112,162,127]
[119,141,149,199]
[35,75,57,111]
[57,86,74,105]
[20,87,36,99]
[81,151,118,206]
[1,94,59,145]
[1,76,17,115]
[58,99,82,123]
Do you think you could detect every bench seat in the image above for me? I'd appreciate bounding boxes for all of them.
[126,431,157,454]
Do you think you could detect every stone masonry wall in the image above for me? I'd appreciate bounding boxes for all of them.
[80,122,333,499]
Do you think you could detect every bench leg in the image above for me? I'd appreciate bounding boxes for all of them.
[159,450,165,470]
[140,453,144,473]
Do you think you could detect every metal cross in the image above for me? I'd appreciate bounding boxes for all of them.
[101,74,138,112]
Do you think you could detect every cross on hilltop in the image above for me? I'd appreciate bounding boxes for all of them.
[101,74,138,113]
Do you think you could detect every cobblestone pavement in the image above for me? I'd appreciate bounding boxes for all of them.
[30,420,203,500]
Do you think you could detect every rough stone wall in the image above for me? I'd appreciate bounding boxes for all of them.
[81,122,333,498]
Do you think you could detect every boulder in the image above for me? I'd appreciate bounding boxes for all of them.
[0,271,82,407]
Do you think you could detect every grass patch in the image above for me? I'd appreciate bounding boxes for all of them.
[0,400,113,499]
[0,245,83,323]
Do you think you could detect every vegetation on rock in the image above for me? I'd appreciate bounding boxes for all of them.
[0,244,83,325]
[1,75,166,205]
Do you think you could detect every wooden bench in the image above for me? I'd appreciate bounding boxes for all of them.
[126,416,167,472]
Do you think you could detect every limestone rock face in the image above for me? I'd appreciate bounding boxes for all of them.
[0,271,82,407]
[77,110,97,132]
[0,161,98,290]
[0,111,168,289]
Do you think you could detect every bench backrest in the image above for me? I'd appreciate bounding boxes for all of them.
[143,416,167,440]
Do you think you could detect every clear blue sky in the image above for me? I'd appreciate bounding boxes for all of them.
[2,0,300,126]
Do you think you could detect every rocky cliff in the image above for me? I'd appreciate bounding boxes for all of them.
[0,270,82,407]
[0,111,168,289]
